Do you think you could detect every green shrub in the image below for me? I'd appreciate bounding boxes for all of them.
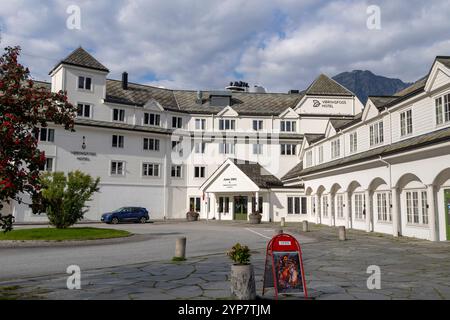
[38,171,100,229]
[227,243,251,265]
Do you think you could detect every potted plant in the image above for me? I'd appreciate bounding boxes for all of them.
[249,211,262,224]
[227,243,256,300]
[186,211,199,222]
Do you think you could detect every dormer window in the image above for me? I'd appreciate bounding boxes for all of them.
[210,92,232,107]
[144,113,161,126]
[331,139,341,159]
[78,76,92,90]
[369,121,384,147]
[281,120,296,132]
[219,119,235,131]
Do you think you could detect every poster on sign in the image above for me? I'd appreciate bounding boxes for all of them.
[262,233,307,299]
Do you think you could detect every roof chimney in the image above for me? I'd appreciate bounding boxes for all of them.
[122,72,128,90]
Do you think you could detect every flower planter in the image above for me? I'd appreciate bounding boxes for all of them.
[230,264,256,300]
[249,212,262,224]
[186,211,199,222]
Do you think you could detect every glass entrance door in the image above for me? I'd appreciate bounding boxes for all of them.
[234,196,248,221]
[445,189,450,240]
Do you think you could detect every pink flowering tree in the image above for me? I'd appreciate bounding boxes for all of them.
[0,46,76,232]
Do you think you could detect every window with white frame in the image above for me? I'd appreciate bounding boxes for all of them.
[406,190,428,225]
[172,116,183,129]
[331,139,340,159]
[435,94,450,125]
[112,135,124,148]
[349,132,357,153]
[400,109,413,136]
[219,142,235,154]
[111,161,125,176]
[369,121,384,146]
[219,197,230,214]
[194,142,206,154]
[194,166,206,178]
[287,196,307,215]
[171,165,182,178]
[142,163,160,177]
[189,197,201,212]
[78,76,92,90]
[281,144,296,155]
[305,150,313,167]
[354,193,365,220]
[376,192,392,222]
[253,144,263,155]
[253,120,263,131]
[143,138,160,151]
[113,109,125,122]
[318,146,324,164]
[77,103,91,118]
[281,120,297,132]
[218,119,235,130]
[322,195,328,218]
[34,128,55,143]
[336,194,344,219]
[195,118,206,130]
[144,113,161,126]
[39,157,54,172]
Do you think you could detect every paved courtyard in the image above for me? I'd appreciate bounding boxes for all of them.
[0,221,449,300]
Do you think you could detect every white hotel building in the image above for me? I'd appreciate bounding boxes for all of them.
[2,48,450,242]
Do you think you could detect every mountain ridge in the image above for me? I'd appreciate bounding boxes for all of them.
[332,70,412,104]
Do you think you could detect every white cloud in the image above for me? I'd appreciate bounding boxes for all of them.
[0,0,449,92]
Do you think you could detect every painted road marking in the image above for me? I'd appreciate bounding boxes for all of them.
[245,228,272,240]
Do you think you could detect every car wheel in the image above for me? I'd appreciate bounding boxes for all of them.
[139,217,147,224]
[111,217,119,225]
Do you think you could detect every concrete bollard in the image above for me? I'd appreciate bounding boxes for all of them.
[280,217,286,227]
[276,229,284,235]
[175,237,187,259]
[338,226,346,241]
[302,221,309,232]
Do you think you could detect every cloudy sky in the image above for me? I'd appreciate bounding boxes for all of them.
[1,0,449,92]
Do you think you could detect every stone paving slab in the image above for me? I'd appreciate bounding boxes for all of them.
[1,222,450,300]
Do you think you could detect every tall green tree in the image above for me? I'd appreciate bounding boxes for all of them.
[39,171,100,229]
[0,46,76,232]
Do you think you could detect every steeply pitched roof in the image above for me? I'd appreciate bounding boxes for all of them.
[282,125,450,181]
[306,74,354,96]
[368,96,398,110]
[282,162,303,181]
[304,134,325,144]
[50,47,109,74]
[436,56,450,69]
[232,159,284,188]
[329,118,355,131]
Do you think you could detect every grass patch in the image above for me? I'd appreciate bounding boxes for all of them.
[0,227,131,241]
[172,256,187,262]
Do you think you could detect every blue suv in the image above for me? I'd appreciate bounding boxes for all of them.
[101,207,149,224]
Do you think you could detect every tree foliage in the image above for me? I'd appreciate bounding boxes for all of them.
[40,171,100,229]
[0,46,76,231]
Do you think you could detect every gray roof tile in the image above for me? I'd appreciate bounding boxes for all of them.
[232,159,284,188]
[306,74,354,96]
[50,47,109,74]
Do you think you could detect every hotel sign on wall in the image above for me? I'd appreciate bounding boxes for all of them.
[312,99,348,109]
[223,177,238,189]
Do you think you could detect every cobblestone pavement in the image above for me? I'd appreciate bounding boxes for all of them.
[1,222,449,300]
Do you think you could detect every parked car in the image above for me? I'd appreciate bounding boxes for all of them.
[101,207,149,224]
